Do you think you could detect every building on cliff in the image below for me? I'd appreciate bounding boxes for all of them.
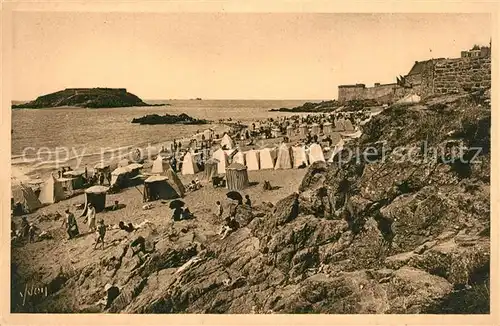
[338,44,491,104]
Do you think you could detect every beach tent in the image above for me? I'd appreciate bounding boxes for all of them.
[203,129,214,140]
[213,148,229,174]
[203,158,219,182]
[344,119,355,132]
[274,143,293,170]
[397,93,421,104]
[259,148,276,170]
[226,163,249,191]
[311,123,320,135]
[323,122,333,135]
[245,150,260,171]
[110,167,130,189]
[166,167,185,197]
[38,175,66,204]
[57,177,77,197]
[181,152,199,175]
[11,183,42,213]
[220,134,235,150]
[286,125,294,138]
[232,151,246,166]
[62,170,86,189]
[308,143,326,164]
[292,146,309,168]
[143,175,180,202]
[80,185,108,215]
[152,155,170,175]
[328,138,345,163]
[299,124,308,137]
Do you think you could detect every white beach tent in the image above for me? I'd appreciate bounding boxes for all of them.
[245,149,260,171]
[213,148,229,174]
[181,152,199,175]
[259,148,276,170]
[203,129,214,140]
[151,155,169,175]
[344,119,355,132]
[274,143,293,170]
[232,151,246,166]
[38,175,66,204]
[335,118,346,131]
[308,143,326,164]
[221,133,235,150]
[292,146,309,168]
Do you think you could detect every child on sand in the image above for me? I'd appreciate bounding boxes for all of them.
[95,219,106,250]
[85,203,97,233]
[215,201,223,219]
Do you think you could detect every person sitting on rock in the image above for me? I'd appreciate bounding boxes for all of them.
[172,207,182,221]
[220,217,240,240]
[28,223,36,243]
[181,207,193,220]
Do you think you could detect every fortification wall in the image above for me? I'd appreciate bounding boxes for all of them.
[433,57,491,94]
[338,83,402,104]
[338,85,366,102]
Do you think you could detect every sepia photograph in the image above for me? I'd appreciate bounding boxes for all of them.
[5,4,494,318]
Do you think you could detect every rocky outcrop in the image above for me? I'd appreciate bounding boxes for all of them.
[12,88,160,109]
[12,92,490,313]
[131,113,209,125]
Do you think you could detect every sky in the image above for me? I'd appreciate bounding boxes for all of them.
[12,12,491,100]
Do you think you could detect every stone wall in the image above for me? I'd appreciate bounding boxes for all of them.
[433,57,491,95]
[338,83,404,104]
[338,85,366,102]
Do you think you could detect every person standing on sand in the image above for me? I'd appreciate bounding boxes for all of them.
[62,208,79,239]
[85,204,97,233]
[95,219,106,250]
[99,173,105,186]
[245,195,252,208]
[215,201,223,219]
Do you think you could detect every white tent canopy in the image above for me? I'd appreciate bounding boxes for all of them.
[213,148,229,174]
[308,143,326,164]
[245,150,260,171]
[274,143,293,170]
[292,146,309,168]
[220,134,235,150]
[181,152,199,175]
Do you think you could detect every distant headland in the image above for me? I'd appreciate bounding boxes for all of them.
[12,88,169,109]
[131,113,209,125]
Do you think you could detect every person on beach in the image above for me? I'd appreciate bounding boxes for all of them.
[181,207,193,220]
[119,221,135,233]
[21,216,30,239]
[94,219,106,250]
[28,223,36,243]
[84,165,88,179]
[220,216,239,240]
[85,203,97,233]
[112,200,120,211]
[58,170,62,178]
[245,195,252,208]
[62,208,79,239]
[215,201,223,219]
[99,173,105,185]
[172,207,182,221]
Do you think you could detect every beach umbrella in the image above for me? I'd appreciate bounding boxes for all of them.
[226,191,243,203]
[169,199,185,209]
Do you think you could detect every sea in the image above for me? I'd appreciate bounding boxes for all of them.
[11,99,316,182]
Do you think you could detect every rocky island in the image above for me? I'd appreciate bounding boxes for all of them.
[12,88,167,109]
[131,113,209,125]
[271,99,379,113]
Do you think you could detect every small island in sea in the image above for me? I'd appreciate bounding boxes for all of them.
[12,88,168,109]
[270,99,379,113]
[131,113,209,125]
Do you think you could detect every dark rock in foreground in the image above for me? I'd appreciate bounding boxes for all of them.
[12,88,164,109]
[131,113,209,125]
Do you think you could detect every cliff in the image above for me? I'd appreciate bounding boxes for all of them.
[12,88,160,109]
[11,90,490,314]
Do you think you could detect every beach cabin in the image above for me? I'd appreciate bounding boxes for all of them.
[323,122,333,135]
[299,124,308,137]
[232,151,246,166]
[213,148,229,174]
[286,125,294,138]
[38,175,66,204]
[259,148,276,170]
[203,129,214,140]
[80,185,108,214]
[143,175,180,202]
[274,143,293,170]
[203,158,219,182]
[245,150,260,171]
[181,152,199,175]
[220,134,235,150]
[62,170,86,190]
[308,143,326,164]
[311,123,320,135]
[226,163,250,191]
[110,167,130,189]
[292,146,309,168]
